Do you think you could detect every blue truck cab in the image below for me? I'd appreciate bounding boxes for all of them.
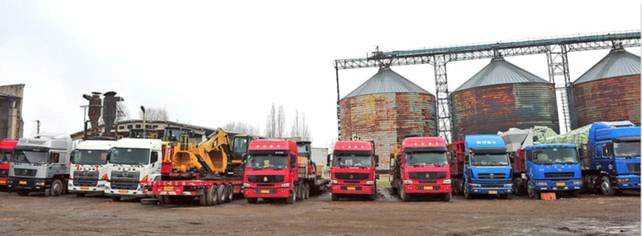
[523,144,583,198]
[463,135,512,199]
[586,121,640,195]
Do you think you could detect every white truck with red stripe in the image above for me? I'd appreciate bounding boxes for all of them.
[104,138,162,201]
[68,140,114,196]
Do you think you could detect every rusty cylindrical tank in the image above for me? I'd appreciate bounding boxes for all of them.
[570,48,641,128]
[450,57,559,140]
[339,67,436,169]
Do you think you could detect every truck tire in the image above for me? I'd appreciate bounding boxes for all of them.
[463,186,472,199]
[400,188,409,202]
[220,185,229,203]
[207,185,217,206]
[368,193,376,201]
[527,181,538,199]
[225,185,233,203]
[51,179,64,196]
[296,184,303,201]
[247,198,258,204]
[331,194,339,201]
[17,190,29,196]
[159,195,172,205]
[600,176,616,196]
[286,188,296,204]
[443,192,452,202]
[199,188,209,206]
[304,184,310,199]
[216,185,225,204]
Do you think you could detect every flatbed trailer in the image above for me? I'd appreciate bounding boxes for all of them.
[144,178,242,205]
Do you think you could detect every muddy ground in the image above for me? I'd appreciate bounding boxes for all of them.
[0,189,638,236]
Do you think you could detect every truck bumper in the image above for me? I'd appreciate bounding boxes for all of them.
[68,180,105,194]
[404,184,451,194]
[0,176,7,186]
[614,175,640,190]
[244,187,290,198]
[8,177,49,192]
[469,186,512,195]
[331,184,374,195]
[104,183,147,197]
[532,179,582,192]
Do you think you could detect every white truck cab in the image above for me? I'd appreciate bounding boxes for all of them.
[8,134,73,196]
[104,138,162,201]
[68,139,115,196]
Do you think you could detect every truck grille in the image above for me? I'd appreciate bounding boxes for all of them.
[73,171,99,186]
[334,173,369,180]
[480,183,505,188]
[478,173,506,179]
[110,181,139,190]
[408,172,446,180]
[0,169,7,177]
[14,168,37,177]
[544,172,575,178]
[628,164,640,173]
[247,175,285,183]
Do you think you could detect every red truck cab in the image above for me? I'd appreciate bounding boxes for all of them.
[391,137,452,201]
[243,139,300,204]
[329,141,377,201]
[0,139,17,188]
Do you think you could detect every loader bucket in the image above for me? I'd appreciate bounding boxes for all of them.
[207,149,227,174]
[173,151,201,173]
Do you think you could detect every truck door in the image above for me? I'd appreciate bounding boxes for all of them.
[290,153,298,182]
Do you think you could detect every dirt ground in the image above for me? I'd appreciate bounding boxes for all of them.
[0,189,639,236]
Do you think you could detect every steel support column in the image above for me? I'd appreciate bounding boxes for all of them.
[335,62,341,138]
[433,54,451,142]
[546,44,572,133]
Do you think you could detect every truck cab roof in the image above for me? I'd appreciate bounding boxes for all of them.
[525,144,576,150]
[334,140,372,152]
[17,134,73,151]
[113,138,162,150]
[75,140,116,151]
[591,121,640,142]
[249,139,297,153]
[402,137,446,148]
[464,134,506,151]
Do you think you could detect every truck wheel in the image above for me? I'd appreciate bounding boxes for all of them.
[159,195,171,205]
[207,185,217,206]
[51,179,63,196]
[220,185,229,203]
[286,188,296,204]
[527,181,538,199]
[305,184,310,199]
[368,193,376,201]
[17,190,29,196]
[225,185,233,203]
[600,176,616,196]
[216,185,225,204]
[463,186,471,199]
[297,184,303,200]
[247,198,258,204]
[199,188,209,206]
[331,194,339,201]
[443,192,452,202]
[400,188,409,201]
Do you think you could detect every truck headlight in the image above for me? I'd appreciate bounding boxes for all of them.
[331,179,338,184]
[365,180,374,185]
[242,183,250,188]
[443,179,451,184]
[504,183,512,187]
[617,178,630,183]
[403,180,413,185]
[35,181,45,186]
[280,183,290,188]
[573,179,582,185]
[535,181,547,186]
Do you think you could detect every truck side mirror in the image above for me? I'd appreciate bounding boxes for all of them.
[374,155,379,167]
[69,151,76,164]
[326,154,331,167]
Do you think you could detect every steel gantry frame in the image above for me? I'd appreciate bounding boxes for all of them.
[334,31,640,142]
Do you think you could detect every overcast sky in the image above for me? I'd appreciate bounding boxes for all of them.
[1,0,640,148]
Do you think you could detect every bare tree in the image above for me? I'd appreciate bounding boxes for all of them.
[290,109,311,141]
[116,102,129,121]
[223,121,260,136]
[139,107,169,121]
[265,104,276,137]
[276,105,285,138]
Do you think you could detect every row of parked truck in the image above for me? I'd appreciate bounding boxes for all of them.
[0,120,638,205]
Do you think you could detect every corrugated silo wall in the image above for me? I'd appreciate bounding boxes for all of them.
[451,83,559,140]
[573,75,641,127]
[339,93,436,169]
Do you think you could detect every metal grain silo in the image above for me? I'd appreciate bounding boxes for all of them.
[339,67,436,169]
[450,57,559,140]
[570,48,641,128]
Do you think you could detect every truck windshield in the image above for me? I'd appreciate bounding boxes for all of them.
[0,151,13,163]
[405,152,447,166]
[532,148,578,164]
[110,148,150,165]
[247,154,288,170]
[73,150,109,165]
[614,141,640,157]
[333,154,371,168]
[297,144,310,157]
[14,150,48,164]
[471,153,509,166]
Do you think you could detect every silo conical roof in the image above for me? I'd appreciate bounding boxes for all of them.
[574,49,640,84]
[454,57,549,92]
[342,67,430,99]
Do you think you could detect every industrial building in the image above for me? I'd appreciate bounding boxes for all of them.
[450,57,559,140]
[339,67,436,169]
[570,48,641,128]
[70,119,216,141]
[0,84,24,139]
